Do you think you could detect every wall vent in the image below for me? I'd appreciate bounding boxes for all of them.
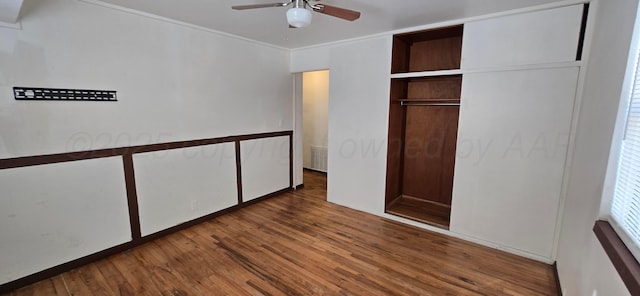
[310,145,328,172]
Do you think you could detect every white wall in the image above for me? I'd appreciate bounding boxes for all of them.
[327,37,392,214]
[556,0,638,295]
[302,70,329,170]
[0,0,292,159]
[292,38,392,214]
[290,46,330,73]
[0,0,292,286]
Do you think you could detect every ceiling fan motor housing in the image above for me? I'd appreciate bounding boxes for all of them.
[287,7,312,28]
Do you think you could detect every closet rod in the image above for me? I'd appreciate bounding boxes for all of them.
[400,102,460,106]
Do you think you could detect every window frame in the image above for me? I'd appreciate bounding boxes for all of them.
[594,221,640,294]
[596,1,640,293]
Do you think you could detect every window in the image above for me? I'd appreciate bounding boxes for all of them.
[595,11,640,295]
[609,44,640,262]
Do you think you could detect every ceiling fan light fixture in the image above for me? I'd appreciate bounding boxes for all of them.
[286,7,312,28]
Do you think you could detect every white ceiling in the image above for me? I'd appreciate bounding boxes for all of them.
[0,0,24,24]
[90,0,568,49]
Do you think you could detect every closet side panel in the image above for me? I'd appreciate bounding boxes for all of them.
[385,80,408,204]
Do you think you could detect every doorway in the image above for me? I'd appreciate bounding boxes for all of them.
[302,70,329,173]
[296,70,329,199]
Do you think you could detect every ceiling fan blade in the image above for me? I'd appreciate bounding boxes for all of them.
[232,3,288,10]
[314,4,360,21]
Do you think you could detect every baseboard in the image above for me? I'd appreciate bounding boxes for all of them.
[0,241,134,293]
[241,187,292,207]
[377,211,555,264]
[295,184,305,190]
[553,261,563,295]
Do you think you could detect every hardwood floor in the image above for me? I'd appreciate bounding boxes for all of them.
[300,169,327,200]
[5,170,558,295]
[386,195,451,229]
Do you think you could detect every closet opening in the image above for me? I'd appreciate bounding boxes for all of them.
[385,25,463,229]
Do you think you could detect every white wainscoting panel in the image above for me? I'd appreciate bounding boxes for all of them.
[241,136,290,202]
[0,157,130,284]
[134,143,238,236]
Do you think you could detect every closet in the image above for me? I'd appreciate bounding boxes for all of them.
[384,4,586,251]
[385,25,463,229]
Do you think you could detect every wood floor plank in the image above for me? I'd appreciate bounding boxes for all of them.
[61,270,99,296]
[184,226,288,296]
[7,276,67,296]
[109,251,170,295]
[4,170,558,295]
[91,260,136,296]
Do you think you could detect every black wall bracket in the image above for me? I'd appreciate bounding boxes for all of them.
[13,87,117,101]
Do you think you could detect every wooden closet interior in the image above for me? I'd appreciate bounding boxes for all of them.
[385,25,463,229]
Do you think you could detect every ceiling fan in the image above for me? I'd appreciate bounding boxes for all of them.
[232,0,361,28]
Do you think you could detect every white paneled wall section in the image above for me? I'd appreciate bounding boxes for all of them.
[452,67,580,258]
[0,132,293,289]
[461,5,584,69]
[292,3,588,263]
[452,4,585,260]
[0,0,293,290]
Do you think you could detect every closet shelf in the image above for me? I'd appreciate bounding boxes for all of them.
[391,69,462,79]
[397,99,460,102]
